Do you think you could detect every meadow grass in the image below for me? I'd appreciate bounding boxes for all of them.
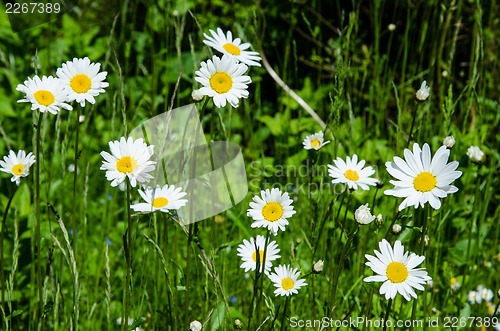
[0,0,499,330]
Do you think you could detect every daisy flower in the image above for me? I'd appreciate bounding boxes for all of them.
[450,277,461,291]
[203,27,261,67]
[384,143,462,211]
[247,188,296,235]
[0,150,36,186]
[468,291,480,304]
[236,235,280,275]
[478,286,494,302]
[268,264,307,297]
[56,57,109,107]
[100,137,156,188]
[302,131,331,150]
[131,184,188,213]
[194,55,251,108]
[327,154,377,190]
[16,75,72,115]
[364,239,431,301]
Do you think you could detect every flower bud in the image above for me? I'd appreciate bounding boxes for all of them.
[190,320,202,331]
[354,204,375,225]
[442,135,455,149]
[467,146,485,163]
[416,81,430,101]
[234,319,243,329]
[191,89,204,102]
[391,224,402,235]
[313,260,324,274]
[375,214,383,225]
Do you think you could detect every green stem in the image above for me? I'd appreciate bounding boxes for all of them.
[463,165,481,287]
[123,179,132,331]
[280,296,291,331]
[255,230,271,327]
[382,298,392,331]
[71,105,81,248]
[184,222,193,330]
[407,102,421,149]
[35,112,43,322]
[0,186,18,313]
[247,229,270,330]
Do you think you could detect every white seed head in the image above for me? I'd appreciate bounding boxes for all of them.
[388,23,396,31]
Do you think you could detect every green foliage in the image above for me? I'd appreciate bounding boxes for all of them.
[0,0,499,330]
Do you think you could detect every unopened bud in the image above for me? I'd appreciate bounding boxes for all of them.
[191,89,204,102]
[442,135,455,149]
[313,260,324,274]
[234,319,243,329]
[190,320,202,331]
[391,224,402,235]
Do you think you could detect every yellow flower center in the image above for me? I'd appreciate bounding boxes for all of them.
[33,90,55,106]
[209,72,233,94]
[116,156,138,173]
[311,139,320,148]
[252,250,264,263]
[70,74,92,93]
[152,197,168,208]
[281,277,294,291]
[386,262,409,283]
[344,169,359,181]
[12,164,24,176]
[261,202,284,222]
[413,171,437,192]
[450,277,457,285]
[223,43,241,56]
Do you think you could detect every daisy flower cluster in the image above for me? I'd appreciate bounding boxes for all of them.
[194,27,261,108]
[99,136,188,214]
[16,57,109,114]
[293,139,463,302]
[237,188,307,297]
[3,57,109,186]
[468,285,494,305]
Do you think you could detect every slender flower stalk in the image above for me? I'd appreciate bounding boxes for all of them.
[122,179,132,331]
[383,298,393,331]
[71,105,81,245]
[0,186,18,310]
[35,112,43,319]
[280,296,291,331]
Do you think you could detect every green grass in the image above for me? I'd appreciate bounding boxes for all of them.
[0,0,499,330]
